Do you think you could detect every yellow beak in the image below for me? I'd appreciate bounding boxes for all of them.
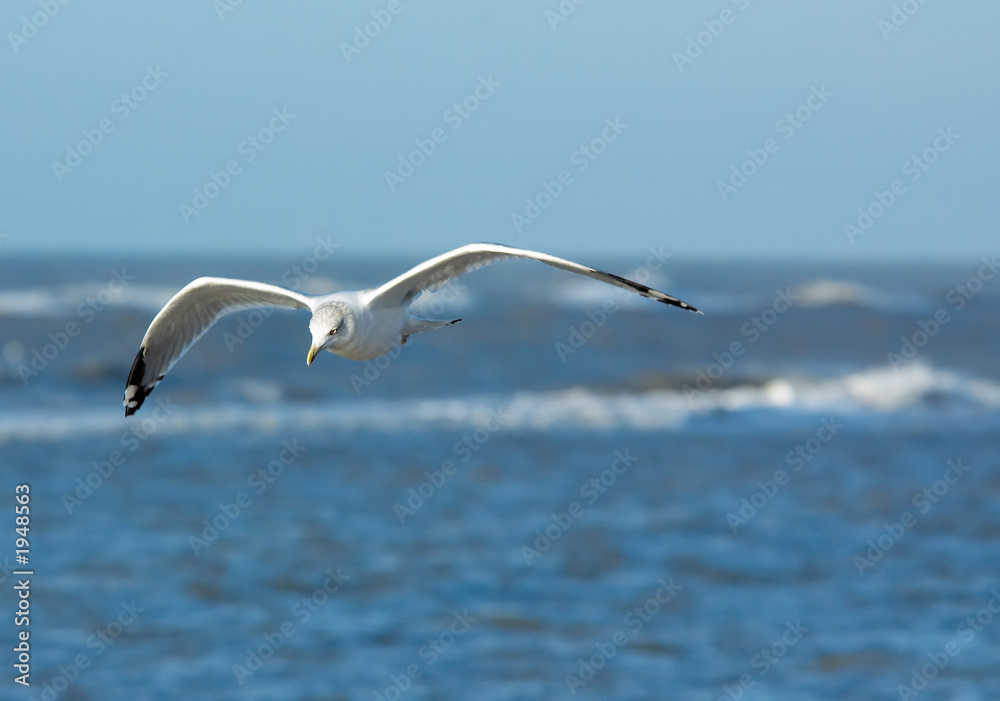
[306,345,319,366]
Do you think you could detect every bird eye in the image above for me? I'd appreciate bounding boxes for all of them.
[327,329,337,336]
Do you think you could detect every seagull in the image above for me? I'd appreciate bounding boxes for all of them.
[123,243,700,415]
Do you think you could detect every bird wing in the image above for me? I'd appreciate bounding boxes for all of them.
[367,242,701,312]
[124,277,313,416]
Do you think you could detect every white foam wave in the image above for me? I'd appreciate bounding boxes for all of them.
[1,364,997,443]
[684,363,1000,414]
[794,279,926,313]
[0,277,926,320]
[0,284,178,317]
[666,280,929,316]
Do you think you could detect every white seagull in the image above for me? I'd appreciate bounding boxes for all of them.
[123,243,700,415]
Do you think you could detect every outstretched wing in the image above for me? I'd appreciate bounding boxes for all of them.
[368,242,701,313]
[124,278,313,416]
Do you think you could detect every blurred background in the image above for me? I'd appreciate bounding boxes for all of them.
[1,1,999,699]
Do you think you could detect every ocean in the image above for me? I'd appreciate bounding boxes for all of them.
[1,252,999,700]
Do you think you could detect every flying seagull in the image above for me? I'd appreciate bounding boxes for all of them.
[123,243,700,416]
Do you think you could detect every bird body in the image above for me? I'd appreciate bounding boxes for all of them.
[310,292,413,362]
[124,242,699,416]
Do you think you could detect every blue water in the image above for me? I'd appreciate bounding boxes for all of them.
[1,255,999,700]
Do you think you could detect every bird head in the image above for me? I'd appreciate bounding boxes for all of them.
[307,302,353,365]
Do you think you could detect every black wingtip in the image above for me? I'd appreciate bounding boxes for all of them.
[605,272,701,315]
[667,299,702,314]
[123,347,153,417]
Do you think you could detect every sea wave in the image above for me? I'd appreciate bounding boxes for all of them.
[794,279,927,313]
[690,279,930,316]
[0,276,463,319]
[1,364,997,443]
[0,283,178,317]
[0,275,928,321]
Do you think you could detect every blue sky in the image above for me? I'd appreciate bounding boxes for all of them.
[1,0,997,259]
